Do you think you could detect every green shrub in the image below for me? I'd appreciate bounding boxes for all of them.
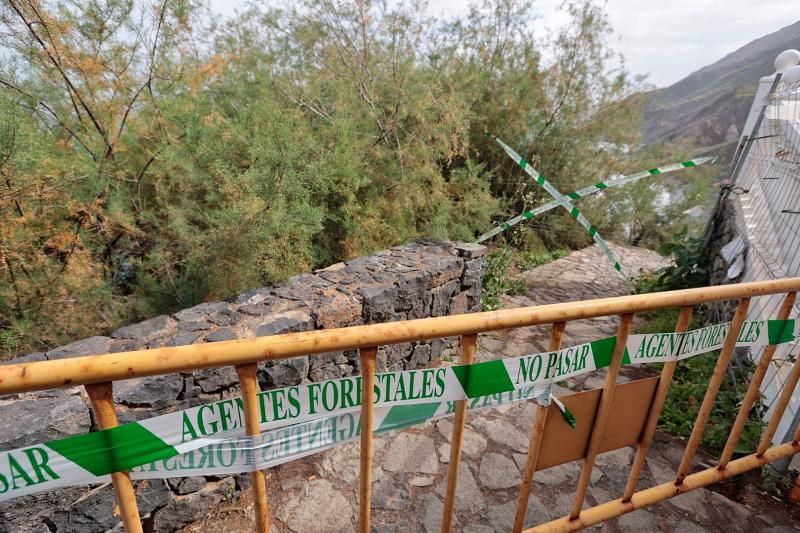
[657,349,763,455]
[635,260,761,456]
[0,0,645,357]
[636,230,710,293]
[481,248,518,311]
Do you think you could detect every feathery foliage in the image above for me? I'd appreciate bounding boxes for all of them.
[0,0,653,356]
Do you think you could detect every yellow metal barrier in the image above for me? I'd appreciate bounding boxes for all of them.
[1,277,800,532]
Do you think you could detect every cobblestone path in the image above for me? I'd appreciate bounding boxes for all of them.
[187,244,799,533]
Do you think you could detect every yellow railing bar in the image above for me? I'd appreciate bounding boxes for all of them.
[441,334,478,532]
[757,332,800,454]
[235,363,270,532]
[570,314,634,518]
[526,441,800,532]
[513,322,566,533]
[84,382,144,533]
[676,298,751,482]
[2,278,800,395]
[358,346,378,533]
[720,292,797,467]
[623,305,693,500]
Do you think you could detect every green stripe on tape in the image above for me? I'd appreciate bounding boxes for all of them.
[477,153,714,245]
[46,424,178,476]
[519,158,527,171]
[451,360,515,398]
[378,403,441,432]
[493,137,627,281]
[589,336,631,369]
[590,337,615,368]
[614,262,622,272]
[588,225,597,237]
[768,319,795,345]
[523,211,533,220]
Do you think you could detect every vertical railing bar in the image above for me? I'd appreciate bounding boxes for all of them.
[359,346,378,533]
[441,334,478,533]
[622,305,694,501]
[513,322,566,533]
[569,313,634,520]
[720,292,796,467]
[524,442,800,533]
[235,363,270,533]
[84,382,143,533]
[793,412,800,442]
[758,344,800,454]
[675,297,751,483]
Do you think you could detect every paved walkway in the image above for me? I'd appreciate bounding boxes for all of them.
[186,244,799,533]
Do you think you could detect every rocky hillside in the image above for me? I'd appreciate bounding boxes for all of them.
[644,20,800,151]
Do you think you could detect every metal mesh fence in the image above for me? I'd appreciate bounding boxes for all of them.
[728,76,800,446]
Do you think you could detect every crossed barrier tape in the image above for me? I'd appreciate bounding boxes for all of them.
[0,318,795,501]
[476,156,717,243]
[494,138,627,276]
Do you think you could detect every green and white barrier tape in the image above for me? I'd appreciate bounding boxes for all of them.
[0,386,544,492]
[477,156,717,243]
[130,384,540,480]
[494,138,626,275]
[551,395,576,429]
[625,318,795,362]
[0,318,795,501]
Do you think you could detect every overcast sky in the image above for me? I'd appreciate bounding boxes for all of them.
[209,0,800,88]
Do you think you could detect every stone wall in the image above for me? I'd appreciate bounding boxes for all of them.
[0,240,486,533]
[705,193,748,322]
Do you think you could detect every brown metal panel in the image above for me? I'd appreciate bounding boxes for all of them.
[535,377,659,471]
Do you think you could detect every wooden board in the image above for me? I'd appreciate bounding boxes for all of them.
[535,377,659,470]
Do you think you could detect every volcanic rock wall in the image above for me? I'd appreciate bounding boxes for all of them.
[0,240,486,532]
